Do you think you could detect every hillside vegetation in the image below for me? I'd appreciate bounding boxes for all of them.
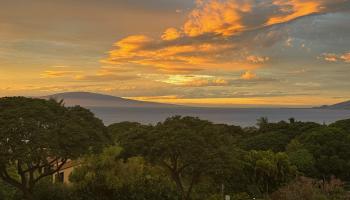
[0,97,350,200]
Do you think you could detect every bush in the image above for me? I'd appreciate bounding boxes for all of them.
[32,180,76,200]
[69,147,178,200]
[0,180,16,200]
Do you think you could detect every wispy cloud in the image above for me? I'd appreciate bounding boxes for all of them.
[246,55,270,64]
[240,71,257,80]
[40,70,80,78]
[182,0,340,37]
[39,65,82,78]
[182,78,229,87]
[321,52,350,63]
[75,73,138,82]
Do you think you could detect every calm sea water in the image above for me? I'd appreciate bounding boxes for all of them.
[88,107,350,127]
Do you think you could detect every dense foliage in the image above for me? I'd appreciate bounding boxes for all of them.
[0,97,108,200]
[70,146,178,200]
[0,98,349,200]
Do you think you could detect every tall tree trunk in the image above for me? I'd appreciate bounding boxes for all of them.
[184,173,200,200]
[169,170,186,200]
[22,188,34,200]
[174,175,186,200]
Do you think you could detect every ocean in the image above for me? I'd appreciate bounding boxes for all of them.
[88,107,350,127]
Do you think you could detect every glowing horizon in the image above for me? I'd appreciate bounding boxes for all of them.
[1,0,349,107]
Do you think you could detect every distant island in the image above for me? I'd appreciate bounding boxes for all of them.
[43,92,350,110]
[315,100,350,110]
[42,92,179,108]
[37,92,350,126]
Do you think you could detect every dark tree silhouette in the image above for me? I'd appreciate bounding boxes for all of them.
[0,97,108,200]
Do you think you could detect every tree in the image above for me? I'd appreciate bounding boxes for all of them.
[241,131,291,152]
[330,119,350,133]
[241,120,321,152]
[297,126,350,180]
[108,122,153,159]
[107,121,145,144]
[70,146,177,200]
[256,117,269,132]
[115,116,238,200]
[0,97,108,200]
[289,118,296,124]
[286,140,316,176]
[0,179,16,200]
[243,150,297,197]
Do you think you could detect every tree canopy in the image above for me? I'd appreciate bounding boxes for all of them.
[110,116,240,200]
[0,97,108,200]
[297,126,350,180]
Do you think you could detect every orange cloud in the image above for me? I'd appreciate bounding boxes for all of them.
[183,0,332,37]
[162,28,182,41]
[183,0,250,37]
[340,53,350,63]
[103,36,258,73]
[241,71,257,80]
[267,0,321,25]
[158,75,229,87]
[246,55,270,64]
[75,73,137,82]
[40,70,78,78]
[116,35,153,49]
[181,78,229,87]
[103,0,345,74]
[322,53,338,62]
[321,52,350,63]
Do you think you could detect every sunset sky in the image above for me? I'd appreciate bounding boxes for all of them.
[1,0,350,107]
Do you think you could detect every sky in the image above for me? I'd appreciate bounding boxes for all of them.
[0,0,350,107]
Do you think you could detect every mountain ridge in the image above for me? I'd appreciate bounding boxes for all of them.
[316,100,350,109]
[42,92,180,108]
[41,92,350,110]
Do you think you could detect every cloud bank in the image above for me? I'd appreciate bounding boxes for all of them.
[103,0,349,74]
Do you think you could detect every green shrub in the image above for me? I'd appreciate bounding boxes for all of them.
[32,181,76,200]
[0,180,17,200]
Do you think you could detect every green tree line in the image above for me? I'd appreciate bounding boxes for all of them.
[0,97,349,200]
